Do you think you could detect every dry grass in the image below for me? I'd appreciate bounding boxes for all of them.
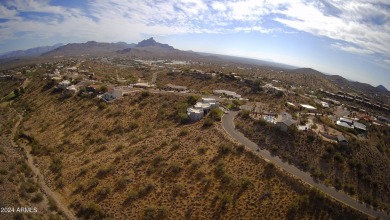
[236,111,390,212]
[12,78,369,219]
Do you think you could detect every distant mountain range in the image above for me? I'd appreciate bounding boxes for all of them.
[0,38,388,94]
[0,43,64,59]
[42,41,135,56]
[325,74,388,94]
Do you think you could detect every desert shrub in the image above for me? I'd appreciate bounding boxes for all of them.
[263,163,275,179]
[186,95,199,105]
[77,202,105,220]
[209,108,223,121]
[141,91,150,98]
[49,156,62,173]
[236,145,245,154]
[20,179,39,193]
[0,168,8,175]
[48,198,58,211]
[216,193,232,211]
[124,189,138,204]
[178,129,188,137]
[203,118,214,127]
[94,145,107,153]
[128,121,139,131]
[114,144,124,152]
[96,166,114,179]
[166,163,182,177]
[178,113,190,124]
[190,160,200,171]
[134,110,142,118]
[197,146,208,155]
[96,187,110,200]
[87,178,99,190]
[152,155,164,167]
[138,181,155,197]
[218,143,233,155]
[202,176,213,189]
[31,193,43,203]
[215,162,225,178]
[240,176,252,191]
[143,206,168,220]
[239,110,250,119]
[172,183,184,197]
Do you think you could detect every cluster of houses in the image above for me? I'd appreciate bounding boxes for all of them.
[321,90,390,113]
[187,98,219,121]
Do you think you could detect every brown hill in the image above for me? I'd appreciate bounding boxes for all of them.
[42,41,134,57]
[9,77,367,220]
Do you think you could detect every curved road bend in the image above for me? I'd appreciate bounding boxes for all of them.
[222,111,390,220]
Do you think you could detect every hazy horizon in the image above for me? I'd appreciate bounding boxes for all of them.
[0,0,389,88]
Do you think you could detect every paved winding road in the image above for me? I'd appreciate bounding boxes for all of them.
[222,111,390,220]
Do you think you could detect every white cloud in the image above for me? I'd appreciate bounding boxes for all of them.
[0,0,389,65]
[331,43,374,55]
[211,2,227,11]
[270,0,390,59]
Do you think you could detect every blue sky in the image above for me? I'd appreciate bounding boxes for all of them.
[0,0,389,89]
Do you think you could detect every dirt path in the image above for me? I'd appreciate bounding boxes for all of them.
[11,114,77,220]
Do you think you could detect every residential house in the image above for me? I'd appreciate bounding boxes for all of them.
[187,97,220,121]
[101,87,123,102]
[65,85,78,95]
[299,104,317,112]
[213,90,241,99]
[187,108,204,121]
[58,80,71,89]
[201,98,219,109]
[337,135,348,145]
[132,82,154,88]
[336,117,367,132]
[276,119,297,132]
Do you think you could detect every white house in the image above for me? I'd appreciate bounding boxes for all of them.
[101,87,124,102]
[132,82,154,88]
[213,90,241,99]
[201,98,219,109]
[187,108,204,121]
[65,85,78,95]
[58,80,71,89]
[320,101,329,108]
[186,97,220,121]
[300,104,317,112]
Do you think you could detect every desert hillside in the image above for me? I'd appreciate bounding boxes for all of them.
[7,78,368,219]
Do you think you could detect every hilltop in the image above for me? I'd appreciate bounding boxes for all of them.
[41,41,134,57]
[0,43,64,59]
